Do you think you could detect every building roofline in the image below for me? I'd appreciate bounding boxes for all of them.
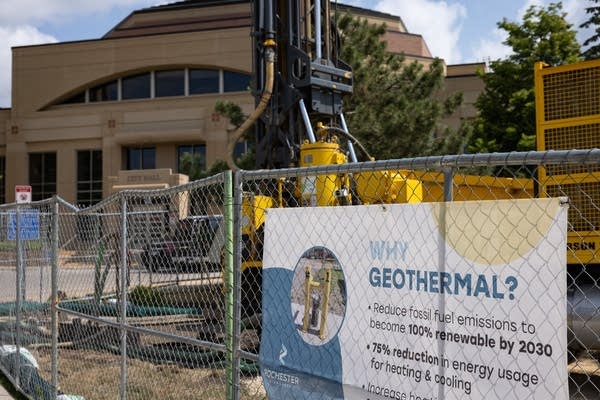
[118,1,408,32]
[103,10,136,39]
[13,20,250,50]
[12,38,104,50]
[103,0,248,38]
[333,3,408,32]
[447,62,487,67]
[385,30,432,58]
[139,0,247,13]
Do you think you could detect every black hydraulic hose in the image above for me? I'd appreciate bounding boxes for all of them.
[323,126,373,161]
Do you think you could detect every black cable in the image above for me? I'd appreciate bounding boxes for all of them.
[321,125,373,161]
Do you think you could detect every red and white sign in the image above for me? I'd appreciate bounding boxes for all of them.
[15,185,32,204]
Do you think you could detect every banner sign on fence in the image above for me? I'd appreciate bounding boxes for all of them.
[7,209,40,241]
[260,198,568,400]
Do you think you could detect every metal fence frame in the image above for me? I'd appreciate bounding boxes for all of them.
[0,149,599,399]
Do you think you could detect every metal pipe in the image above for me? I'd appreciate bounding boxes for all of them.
[226,46,276,170]
[299,99,316,143]
[314,0,322,59]
[443,167,454,202]
[224,170,236,400]
[232,171,244,400]
[324,0,331,60]
[263,0,274,37]
[15,205,22,388]
[305,0,312,54]
[340,114,357,162]
[119,195,128,400]
[51,199,59,399]
[240,149,600,181]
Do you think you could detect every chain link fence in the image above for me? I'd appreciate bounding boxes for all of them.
[237,149,600,400]
[0,150,598,399]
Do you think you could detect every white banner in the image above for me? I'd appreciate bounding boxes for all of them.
[260,198,568,400]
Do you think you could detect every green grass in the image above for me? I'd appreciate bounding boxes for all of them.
[0,240,42,251]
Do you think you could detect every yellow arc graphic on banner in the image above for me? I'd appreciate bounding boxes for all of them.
[431,198,559,265]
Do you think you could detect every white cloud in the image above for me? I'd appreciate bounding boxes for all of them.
[563,0,593,48]
[0,0,165,26]
[471,28,512,63]
[469,0,536,63]
[0,0,167,107]
[373,0,467,63]
[0,26,57,107]
[517,0,545,19]
[471,0,588,64]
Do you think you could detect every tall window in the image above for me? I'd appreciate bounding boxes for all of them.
[224,71,251,92]
[155,70,184,97]
[58,68,252,105]
[127,147,155,170]
[90,80,118,102]
[178,144,206,179]
[62,91,86,104]
[29,152,56,201]
[0,157,5,204]
[77,150,102,207]
[189,69,219,94]
[122,73,151,100]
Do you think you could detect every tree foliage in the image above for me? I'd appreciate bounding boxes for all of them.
[337,14,468,160]
[216,15,469,164]
[581,0,600,60]
[179,148,229,180]
[215,100,256,169]
[469,2,580,154]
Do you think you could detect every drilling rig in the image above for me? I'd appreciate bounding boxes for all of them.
[249,0,354,170]
[228,0,600,358]
[230,0,363,318]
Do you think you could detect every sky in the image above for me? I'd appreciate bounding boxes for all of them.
[0,0,594,107]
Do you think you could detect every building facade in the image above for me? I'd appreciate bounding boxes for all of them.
[0,0,483,204]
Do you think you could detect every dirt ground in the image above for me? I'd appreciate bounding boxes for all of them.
[34,347,266,400]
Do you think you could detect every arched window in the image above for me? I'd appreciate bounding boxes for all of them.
[53,67,250,106]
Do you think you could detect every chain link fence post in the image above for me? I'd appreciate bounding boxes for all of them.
[119,194,128,400]
[14,204,22,388]
[223,170,236,400]
[443,167,454,202]
[438,167,454,400]
[232,170,244,400]
[51,197,59,399]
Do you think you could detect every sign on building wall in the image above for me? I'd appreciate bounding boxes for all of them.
[260,198,568,400]
[15,185,32,204]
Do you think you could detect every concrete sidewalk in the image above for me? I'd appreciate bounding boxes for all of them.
[0,384,15,399]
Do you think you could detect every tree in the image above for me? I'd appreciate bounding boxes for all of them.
[217,15,468,164]
[337,14,469,160]
[215,100,257,169]
[581,0,600,60]
[469,2,580,154]
[179,152,206,180]
[179,150,229,180]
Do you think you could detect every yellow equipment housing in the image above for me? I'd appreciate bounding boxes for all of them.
[354,170,423,204]
[298,139,350,206]
[534,60,600,265]
[241,193,274,272]
[410,171,533,202]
